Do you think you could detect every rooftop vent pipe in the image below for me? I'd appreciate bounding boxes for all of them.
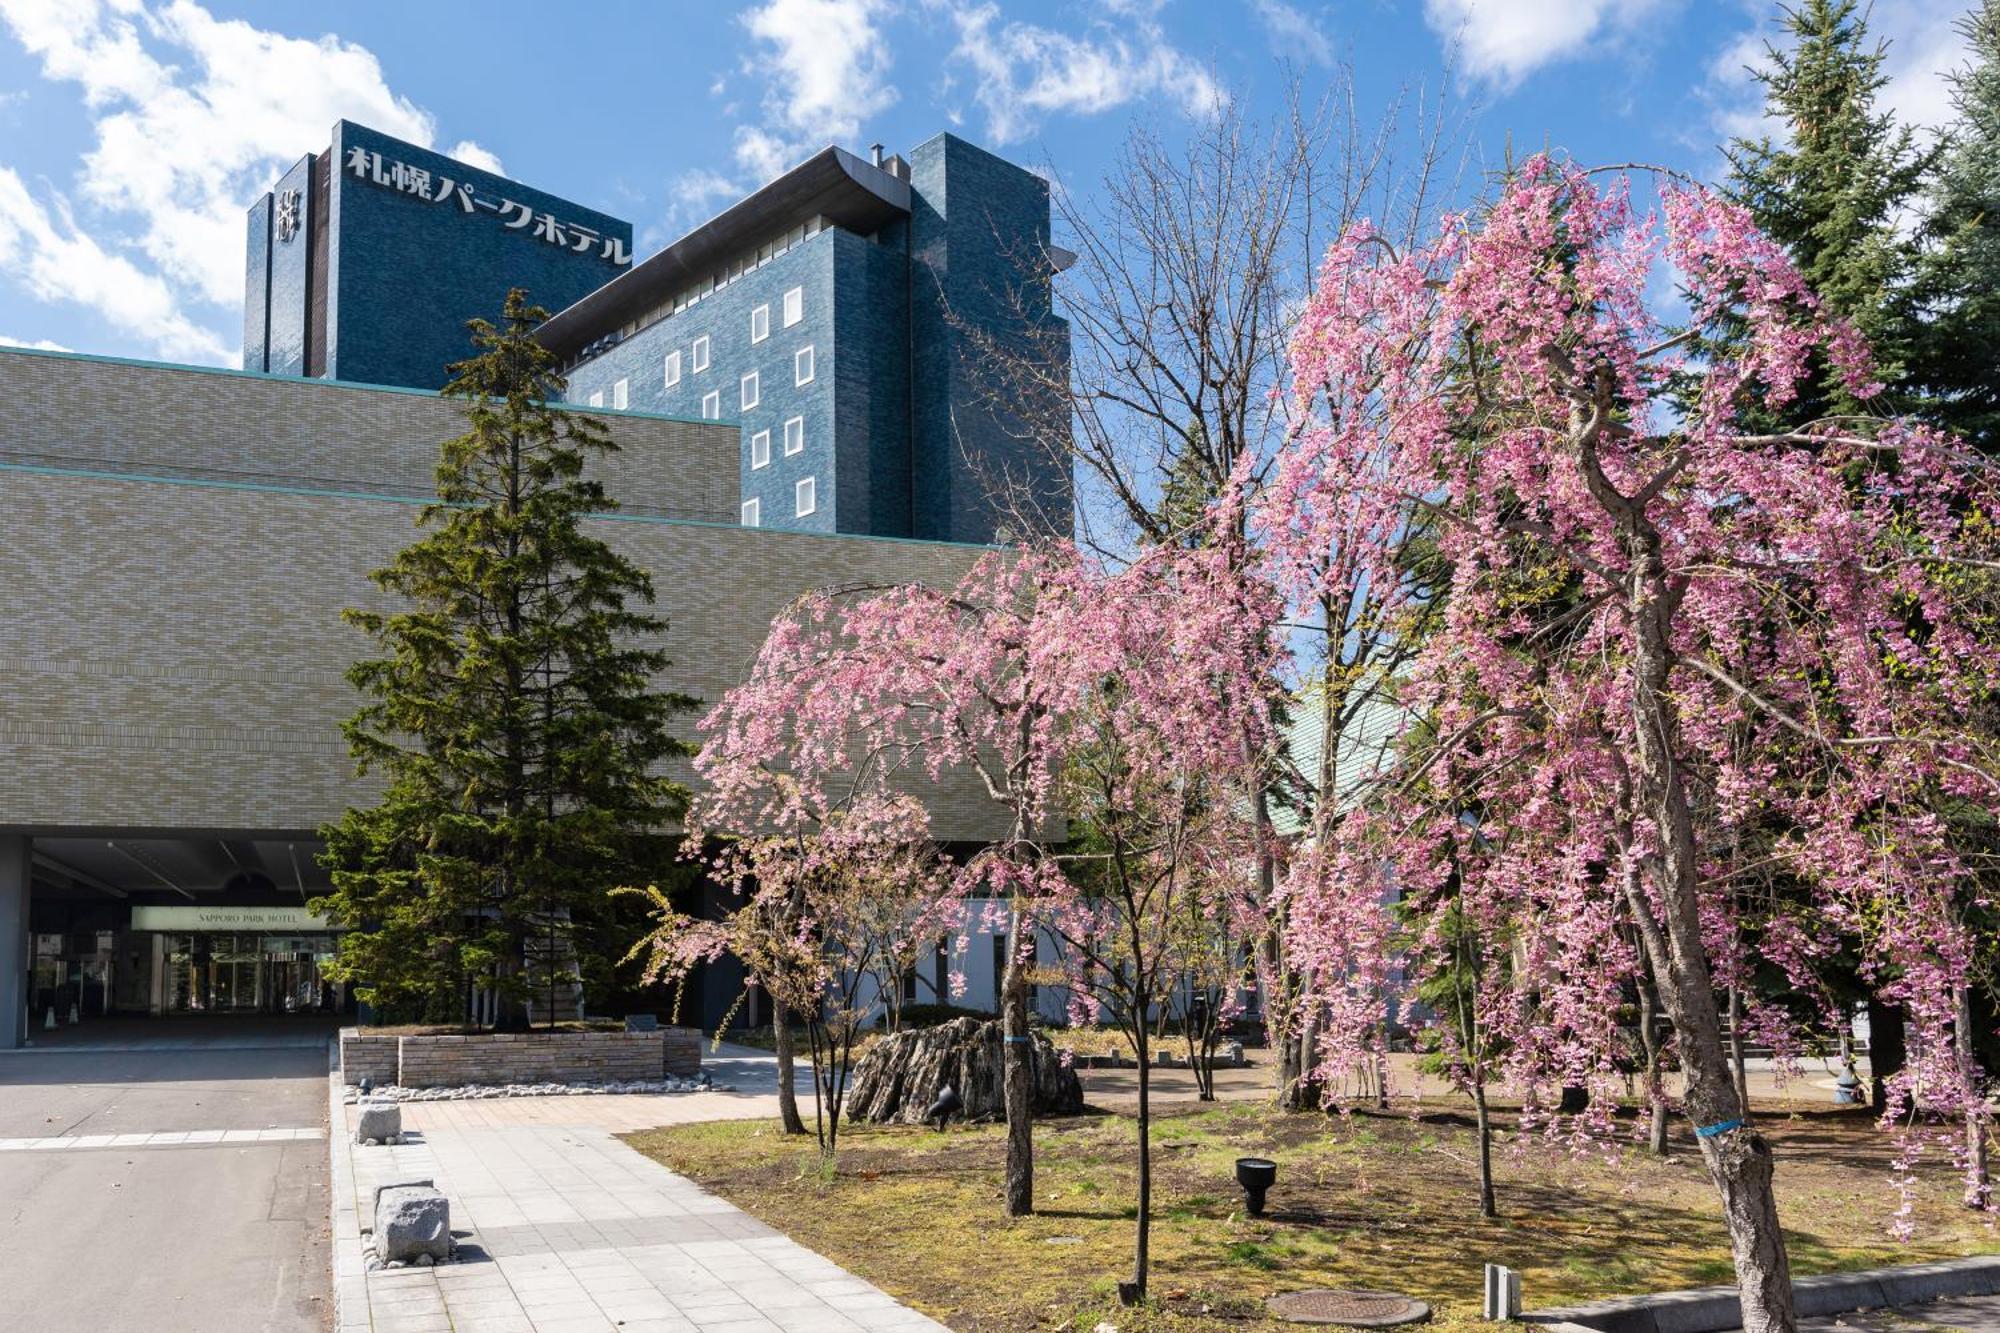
[870,142,885,167]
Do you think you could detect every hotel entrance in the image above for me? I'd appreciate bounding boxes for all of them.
[133,905,346,1016]
[158,932,339,1014]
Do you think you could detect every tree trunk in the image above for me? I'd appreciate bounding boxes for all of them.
[1729,985,1751,1115]
[1637,976,1670,1157]
[1284,1012,1323,1111]
[1472,1073,1497,1219]
[1958,984,1989,1209]
[1124,1021,1153,1305]
[1868,996,1906,1114]
[773,996,807,1136]
[1001,923,1035,1217]
[1620,524,1794,1333]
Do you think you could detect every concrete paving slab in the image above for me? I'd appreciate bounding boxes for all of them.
[330,1067,948,1332]
[0,1032,331,1332]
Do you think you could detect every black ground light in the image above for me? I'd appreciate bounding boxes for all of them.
[1235,1156,1277,1216]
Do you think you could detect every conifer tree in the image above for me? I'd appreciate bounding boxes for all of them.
[1724,0,1935,423]
[1914,0,2000,452]
[317,290,697,1029]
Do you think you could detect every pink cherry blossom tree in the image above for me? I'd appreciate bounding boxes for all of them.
[1267,157,2000,1333]
[684,540,1280,1297]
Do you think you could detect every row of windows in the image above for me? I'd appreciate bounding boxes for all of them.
[664,290,805,389]
[740,476,815,527]
[619,216,828,339]
[585,343,815,419]
[748,416,807,468]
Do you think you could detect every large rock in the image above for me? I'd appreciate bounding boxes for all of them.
[355,1100,401,1145]
[846,1018,1084,1124]
[373,1181,451,1264]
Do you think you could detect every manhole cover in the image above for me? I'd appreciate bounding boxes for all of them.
[1267,1289,1432,1327]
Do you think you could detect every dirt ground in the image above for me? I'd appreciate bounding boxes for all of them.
[627,1092,1999,1333]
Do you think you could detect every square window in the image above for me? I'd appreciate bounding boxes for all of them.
[741,370,760,410]
[795,476,816,517]
[664,349,681,387]
[783,286,803,327]
[783,415,804,456]
[587,389,603,408]
[741,497,761,527]
[751,304,770,343]
[794,345,815,386]
[702,389,720,420]
[691,335,710,373]
[612,377,628,411]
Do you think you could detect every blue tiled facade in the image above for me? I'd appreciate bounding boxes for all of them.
[263,154,316,378]
[560,133,1070,543]
[244,122,630,391]
[242,193,271,375]
[905,134,1069,543]
[243,126,1071,544]
[564,230,851,536]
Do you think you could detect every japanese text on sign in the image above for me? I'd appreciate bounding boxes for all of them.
[343,147,631,265]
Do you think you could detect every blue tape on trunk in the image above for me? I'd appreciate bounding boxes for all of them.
[1694,1118,1745,1138]
[1004,1036,1032,1044]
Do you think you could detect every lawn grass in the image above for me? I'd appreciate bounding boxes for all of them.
[625,1101,2000,1333]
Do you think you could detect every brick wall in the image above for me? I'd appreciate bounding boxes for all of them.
[0,394,1005,839]
[339,1029,399,1086]
[394,1031,665,1087]
[0,347,737,524]
[340,1026,709,1086]
[661,1025,701,1078]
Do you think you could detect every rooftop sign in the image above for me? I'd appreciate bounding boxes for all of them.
[343,146,631,265]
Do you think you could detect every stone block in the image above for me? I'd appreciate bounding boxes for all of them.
[1221,1040,1246,1068]
[355,1099,401,1145]
[373,1181,450,1265]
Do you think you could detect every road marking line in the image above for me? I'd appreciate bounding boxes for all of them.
[0,1127,327,1152]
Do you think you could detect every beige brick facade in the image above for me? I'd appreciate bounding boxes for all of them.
[0,349,1005,841]
[0,348,737,522]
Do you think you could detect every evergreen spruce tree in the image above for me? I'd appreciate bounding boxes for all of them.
[1724,0,1936,424]
[1914,0,2000,452]
[317,289,697,1029]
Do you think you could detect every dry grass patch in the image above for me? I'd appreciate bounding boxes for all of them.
[625,1102,1998,1333]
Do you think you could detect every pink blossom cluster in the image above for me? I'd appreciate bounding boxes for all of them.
[1264,157,1999,1223]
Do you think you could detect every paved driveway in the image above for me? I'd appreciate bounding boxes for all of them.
[0,1025,333,1333]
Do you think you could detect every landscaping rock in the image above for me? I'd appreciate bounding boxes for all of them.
[373,1182,451,1265]
[846,1017,1084,1124]
[1221,1040,1245,1068]
[355,1100,401,1145]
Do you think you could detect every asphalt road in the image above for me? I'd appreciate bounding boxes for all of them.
[0,1035,332,1333]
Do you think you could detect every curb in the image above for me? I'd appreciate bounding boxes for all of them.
[1524,1256,2000,1333]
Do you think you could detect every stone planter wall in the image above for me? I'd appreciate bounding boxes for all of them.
[396,1032,664,1088]
[662,1026,701,1078]
[339,1028,704,1087]
[339,1030,399,1086]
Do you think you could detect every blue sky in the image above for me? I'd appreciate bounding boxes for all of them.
[0,0,1971,366]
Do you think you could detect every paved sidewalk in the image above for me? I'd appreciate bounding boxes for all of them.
[332,1073,947,1332]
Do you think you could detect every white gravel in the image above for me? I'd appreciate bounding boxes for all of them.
[342,1077,721,1103]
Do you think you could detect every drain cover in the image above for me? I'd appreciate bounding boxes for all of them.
[1267,1289,1432,1327]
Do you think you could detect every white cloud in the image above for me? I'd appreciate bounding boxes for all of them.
[446,140,505,175]
[1424,0,1659,89]
[0,166,227,362]
[0,0,495,362]
[0,333,71,350]
[934,0,1222,144]
[734,0,898,182]
[1247,0,1334,69]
